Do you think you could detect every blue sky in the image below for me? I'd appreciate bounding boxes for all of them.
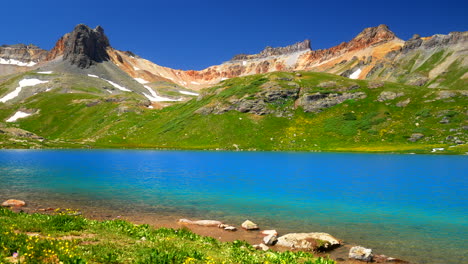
[2,0,467,70]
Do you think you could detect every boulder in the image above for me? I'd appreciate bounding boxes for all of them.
[439,116,450,124]
[368,81,385,89]
[377,91,404,102]
[349,246,373,262]
[253,243,269,251]
[178,219,223,227]
[1,199,26,207]
[276,232,340,251]
[436,91,457,100]
[263,234,278,245]
[261,230,278,236]
[396,98,410,107]
[218,224,237,231]
[408,133,424,142]
[241,220,259,230]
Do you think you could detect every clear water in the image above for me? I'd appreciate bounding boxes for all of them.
[0,150,466,264]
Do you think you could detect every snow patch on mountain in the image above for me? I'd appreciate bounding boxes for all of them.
[0,78,49,103]
[0,58,37,67]
[143,85,181,102]
[6,111,31,122]
[134,78,149,84]
[179,90,199,96]
[349,68,362,79]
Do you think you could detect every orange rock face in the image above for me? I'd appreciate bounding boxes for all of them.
[46,33,69,60]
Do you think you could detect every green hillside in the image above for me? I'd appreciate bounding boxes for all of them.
[0,71,466,154]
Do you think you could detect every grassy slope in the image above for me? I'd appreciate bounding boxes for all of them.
[0,208,335,264]
[0,71,466,153]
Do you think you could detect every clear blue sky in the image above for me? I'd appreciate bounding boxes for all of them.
[2,0,467,70]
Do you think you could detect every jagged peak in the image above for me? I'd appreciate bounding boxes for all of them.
[231,39,311,61]
[352,24,397,43]
[60,24,111,68]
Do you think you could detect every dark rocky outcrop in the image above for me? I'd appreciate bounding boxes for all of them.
[62,24,111,68]
[231,40,311,61]
[299,92,367,112]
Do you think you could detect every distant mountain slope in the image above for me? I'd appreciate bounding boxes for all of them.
[0,24,466,153]
[0,24,466,91]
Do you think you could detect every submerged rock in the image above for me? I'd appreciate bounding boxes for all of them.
[276,232,340,251]
[349,246,373,262]
[261,230,278,236]
[178,219,223,227]
[241,220,259,230]
[2,199,26,207]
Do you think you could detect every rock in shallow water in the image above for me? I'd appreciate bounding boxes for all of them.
[178,219,223,227]
[241,220,259,230]
[276,232,340,251]
[349,246,373,262]
[1,199,26,207]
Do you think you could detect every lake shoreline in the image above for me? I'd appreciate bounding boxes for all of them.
[6,202,410,264]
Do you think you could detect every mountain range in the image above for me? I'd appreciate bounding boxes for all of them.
[0,24,466,153]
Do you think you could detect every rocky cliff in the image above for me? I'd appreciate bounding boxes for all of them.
[61,24,111,68]
[0,44,48,65]
[231,40,311,61]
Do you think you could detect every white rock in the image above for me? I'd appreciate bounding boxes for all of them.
[178,218,223,227]
[349,246,373,262]
[253,243,269,251]
[241,220,259,230]
[276,232,340,250]
[261,230,278,236]
[263,234,278,245]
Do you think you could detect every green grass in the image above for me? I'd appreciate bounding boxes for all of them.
[1,71,466,154]
[0,208,336,264]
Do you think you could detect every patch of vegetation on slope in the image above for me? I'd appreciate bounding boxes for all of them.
[0,71,466,154]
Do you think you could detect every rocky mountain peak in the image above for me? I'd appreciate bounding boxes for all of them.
[62,24,111,68]
[348,24,397,50]
[231,39,311,61]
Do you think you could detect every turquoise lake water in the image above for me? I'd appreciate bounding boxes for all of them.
[0,150,466,263]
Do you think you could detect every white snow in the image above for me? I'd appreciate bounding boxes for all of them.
[133,66,140,71]
[134,78,149,84]
[87,74,131,92]
[190,81,200,85]
[19,79,49,87]
[37,71,53,74]
[0,78,49,103]
[148,105,154,109]
[0,58,36,67]
[242,61,247,66]
[103,79,131,92]
[179,90,199,96]
[432,148,445,152]
[349,68,362,79]
[221,77,228,81]
[143,85,181,102]
[6,111,31,122]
